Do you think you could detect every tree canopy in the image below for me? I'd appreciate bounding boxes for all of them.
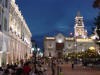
[94,14,100,39]
[93,0,100,9]
[93,0,100,39]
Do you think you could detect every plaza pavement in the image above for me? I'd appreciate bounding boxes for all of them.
[46,64,100,75]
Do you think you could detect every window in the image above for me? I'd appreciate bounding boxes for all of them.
[0,0,2,4]
[21,33,24,41]
[10,26,12,31]
[0,7,1,31]
[5,0,8,8]
[4,18,7,31]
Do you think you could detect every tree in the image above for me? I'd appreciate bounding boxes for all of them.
[94,14,100,39]
[93,0,100,39]
[93,0,100,9]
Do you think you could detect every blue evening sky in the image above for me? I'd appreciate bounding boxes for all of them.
[16,0,98,50]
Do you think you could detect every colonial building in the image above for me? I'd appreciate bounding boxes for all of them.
[0,0,10,66]
[0,0,32,66]
[44,12,99,58]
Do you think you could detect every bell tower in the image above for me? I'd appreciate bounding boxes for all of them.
[74,12,87,38]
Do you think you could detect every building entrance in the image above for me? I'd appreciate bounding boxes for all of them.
[56,43,64,58]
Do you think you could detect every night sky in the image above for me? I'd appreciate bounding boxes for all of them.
[16,0,98,50]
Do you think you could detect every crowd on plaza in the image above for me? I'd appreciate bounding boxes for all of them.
[0,56,94,75]
[0,58,46,75]
[0,57,63,75]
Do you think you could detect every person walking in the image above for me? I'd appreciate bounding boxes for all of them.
[51,60,55,75]
[0,67,3,75]
[59,68,63,75]
[23,62,31,75]
[72,60,74,69]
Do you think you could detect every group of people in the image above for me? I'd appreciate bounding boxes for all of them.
[0,57,49,75]
[0,57,67,75]
[0,61,36,75]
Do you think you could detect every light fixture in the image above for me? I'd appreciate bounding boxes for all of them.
[57,39,63,43]
[37,48,40,51]
[31,48,35,51]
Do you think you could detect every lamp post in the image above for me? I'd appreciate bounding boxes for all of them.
[37,48,40,57]
[74,43,77,57]
[74,38,78,63]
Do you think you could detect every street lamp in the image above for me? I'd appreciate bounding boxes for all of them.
[37,48,40,57]
[74,42,78,62]
[39,52,43,57]
[37,48,40,52]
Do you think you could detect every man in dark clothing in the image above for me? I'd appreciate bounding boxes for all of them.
[51,60,55,75]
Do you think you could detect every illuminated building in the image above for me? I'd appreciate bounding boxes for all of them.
[44,12,99,58]
[0,0,32,66]
[8,0,32,64]
[74,11,87,38]
[0,0,10,66]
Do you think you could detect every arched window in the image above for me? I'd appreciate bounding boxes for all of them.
[4,18,7,31]
[5,0,8,8]
[0,7,2,30]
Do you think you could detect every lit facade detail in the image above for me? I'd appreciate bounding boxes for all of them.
[56,33,64,43]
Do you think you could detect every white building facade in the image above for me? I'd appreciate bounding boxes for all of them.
[44,12,99,58]
[0,0,10,66]
[0,0,32,66]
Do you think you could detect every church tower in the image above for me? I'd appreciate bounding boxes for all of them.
[74,12,87,38]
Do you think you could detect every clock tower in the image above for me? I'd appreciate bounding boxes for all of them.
[74,12,87,38]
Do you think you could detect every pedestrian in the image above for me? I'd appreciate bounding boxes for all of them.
[16,67,24,75]
[0,67,3,75]
[23,62,31,75]
[3,69,9,75]
[59,68,63,75]
[51,60,55,75]
[29,66,36,75]
[72,60,74,69]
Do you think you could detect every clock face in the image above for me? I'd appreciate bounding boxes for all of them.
[78,20,82,26]
[78,20,81,24]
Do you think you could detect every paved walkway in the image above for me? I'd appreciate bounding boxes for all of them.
[46,64,100,75]
[59,64,100,75]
